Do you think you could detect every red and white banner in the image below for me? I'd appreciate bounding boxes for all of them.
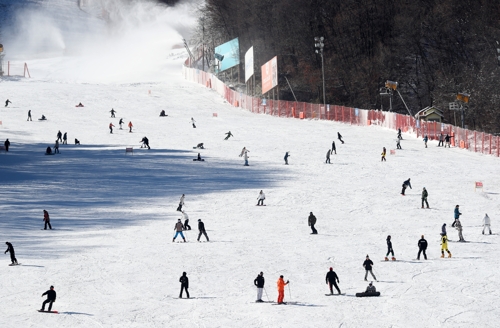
[261,56,277,94]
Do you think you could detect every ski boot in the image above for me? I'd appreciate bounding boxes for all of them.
[384,257,389,261]
[448,252,452,258]
[440,253,444,258]
[391,257,396,261]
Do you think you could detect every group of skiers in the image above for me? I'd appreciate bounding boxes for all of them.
[173,195,209,242]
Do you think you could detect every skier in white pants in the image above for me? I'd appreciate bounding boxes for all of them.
[483,214,492,235]
[254,272,265,302]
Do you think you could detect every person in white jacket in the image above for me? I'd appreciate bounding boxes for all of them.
[182,211,191,230]
[257,190,265,206]
[483,214,492,235]
[177,194,185,212]
[243,150,249,166]
[239,147,249,157]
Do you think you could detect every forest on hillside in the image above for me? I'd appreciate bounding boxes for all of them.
[191,0,500,133]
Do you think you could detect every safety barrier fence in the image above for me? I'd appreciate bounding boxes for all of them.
[183,65,499,157]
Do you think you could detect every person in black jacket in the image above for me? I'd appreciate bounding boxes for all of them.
[254,272,265,302]
[331,141,336,154]
[325,267,341,294]
[56,130,62,142]
[179,272,189,298]
[401,178,412,195]
[337,132,344,144]
[363,255,377,281]
[40,286,56,311]
[385,235,395,261]
[140,137,150,149]
[4,139,10,152]
[197,219,209,242]
[417,235,428,260]
[4,242,18,265]
[308,212,318,234]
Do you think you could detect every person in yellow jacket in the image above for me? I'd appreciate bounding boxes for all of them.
[276,275,289,304]
[440,233,452,258]
[381,147,386,162]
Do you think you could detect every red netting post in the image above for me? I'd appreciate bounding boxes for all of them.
[482,132,485,154]
[474,132,477,152]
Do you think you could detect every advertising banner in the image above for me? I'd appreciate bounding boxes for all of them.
[261,56,278,94]
[214,38,240,72]
[244,46,254,82]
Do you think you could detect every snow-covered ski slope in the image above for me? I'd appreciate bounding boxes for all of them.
[1,2,500,328]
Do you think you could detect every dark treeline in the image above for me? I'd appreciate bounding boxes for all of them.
[192,0,500,133]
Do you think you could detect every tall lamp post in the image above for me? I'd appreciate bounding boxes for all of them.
[314,36,326,109]
[456,92,470,128]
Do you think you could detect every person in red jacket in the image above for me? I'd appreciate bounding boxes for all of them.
[276,275,289,304]
[43,210,52,230]
[109,123,115,134]
[128,121,133,133]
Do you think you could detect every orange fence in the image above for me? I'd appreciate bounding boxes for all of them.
[183,66,500,157]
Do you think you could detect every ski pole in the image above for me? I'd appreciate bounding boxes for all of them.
[263,287,270,302]
[287,283,292,300]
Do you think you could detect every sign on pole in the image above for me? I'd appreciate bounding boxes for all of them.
[244,46,254,82]
[261,56,278,94]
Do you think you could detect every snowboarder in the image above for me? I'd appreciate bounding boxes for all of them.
[308,212,318,234]
[243,149,249,166]
[381,147,386,161]
[179,272,189,298]
[172,219,186,242]
[482,214,492,235]
[397,128,402,140]
[109,123,115,134]
[276,275,289,304]
[76,102,84,107]
[284,151,290,165]
[27,110,32,121]
[75,138,80,145]
[56,131,62,142]
[43,210,52,230]
[239,147,248,157]
[119,118,124,129]
[401,178,412,195]
[40,286,56,312]
[159,110,167,117]
[140,137,150,149]
[326,149,331,164]
[452,205,462,227]
[45,147,52,155]
[5,99,12,107]
[331,141,336,154]
[423,135,428,148]
[257,190,265,206]
[455,219,465,242]
[421,187,429,208]
[4,139,10,152]
[254,272,265,302]
[224,131,233,140]
[110,108,116,118]
[190,117,196,128]
[365,282,376,293]
[440,233,452,258]
[197,219,209,242]
[438,133,444,147]
[363,255,377,281]
[195,143,204,149]
[62,132,67,145]
[385,235,395,261]
[128,121,133,133]
[417,235,428,260]
[396,138,402,149]
[194,153,203,161]
[445,134,451,148]
[325,267,341,294]
[4,242,18,265]
[182,211,191,230]
[177,194,185,212]
[441,223,447,236]
[39,115,47,121]
[337,132,344,144]
[53,140,60,154]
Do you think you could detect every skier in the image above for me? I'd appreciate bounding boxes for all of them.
[194,153,203,161]
[381,147,386,161]
[110,108,116,118]
[27,110,32,121]
[482,214,492,235]
[452,205,462,227]
[195,143,204,149]
[421,187,429,208]
[43,210,52,230]
[40,286,56,312]
[76,102,84,107]
[325,267,341,294]
[254,272,265,302]
[224,131,233,140]
[5,99,12,107]
[284,151,290,165]
[239,147,248,157]
[441,223,447,236]
[179,272,189,298]
[276,275,289,304]
[119,118,124,129]
[56,131,62,142]
[197,219,209,242]
[53,140,60,154]
[4,242,18,265]
[417,235,428,260]
[182,211,191,230]
[363,255,377,281]
[308,212,318,234]
[337,132,344,144]
[190,117,196,128]
[109,123,115,134]
[423,135,428,148]
[455,219,465,242]
[177,194,185,212]
[140,137,150,149]
[326,149,331,164]
[396,138,402,149]
[385,235,395,261]
[62,132,67,145]
[440,233,452,258]
[331,141,336,154]
[257,190,265,206]
[445,134,451,148]
[365,282,376,293]
[4,139,10,152]
[401,178,412,195]
[75,138,80,145]
[243,149,249,166]
[128,121,133,133]
[45,147,52,155]
[159,110,167,117]
[397,128,402,140]
[438,133,444,147]
[172,219,186,242]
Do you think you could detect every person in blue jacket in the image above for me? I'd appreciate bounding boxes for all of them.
[401,178,412,195]
[423,135,428,148]
[452,205,462,227]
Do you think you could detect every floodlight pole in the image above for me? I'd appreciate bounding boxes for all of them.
[315,37,326,109]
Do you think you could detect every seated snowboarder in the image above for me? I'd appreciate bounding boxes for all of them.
[39,115,47,121]
[75,138,80,145]
[76,102,84,107]
[159,110,167,117]
[366,282,376,293]
[195,143,204,149]
[45,146,53,155]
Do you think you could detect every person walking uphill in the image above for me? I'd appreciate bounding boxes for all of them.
[401,178,412,195]
[172,219,186,242]
[5,242,18,265]
[440,233,452,258]
[276,275,289,304]
[326,149,331,164]
[325,267,341,295]
[27,110,32,121]
[179,272,189,298]
[385,235,395,261]
[257,190,265,206]
[332,141,336,154]
[381,147,386,161]
[363,255,377,281]
[197,219,209,242]
[308,212,318,234]
[254,272,265,302]
[43,210,52,230]
[452,205,462,227]
[421,187,429,208]
[4,139,10,152]
[40,286,56,312]
[417,235,428,260]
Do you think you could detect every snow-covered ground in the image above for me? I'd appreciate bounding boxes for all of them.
[1,2,500,328]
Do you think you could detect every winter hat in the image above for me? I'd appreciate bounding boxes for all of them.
[366,255,369,258]
[198,219,201,221]
[280,275,284,278]
[369,282,373,286]
[329,267,333,271]
[50,286,54,289]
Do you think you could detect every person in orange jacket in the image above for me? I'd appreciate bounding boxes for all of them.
[276,275,289,304]
[128,121,133,133]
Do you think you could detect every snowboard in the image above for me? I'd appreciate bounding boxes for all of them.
[256,205,266,206]
[325,293,345,296]
[37,310,58,313]
[8,263,21,266]
[192,159,205,161]
[355,292,380,297]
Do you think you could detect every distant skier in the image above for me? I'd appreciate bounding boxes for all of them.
[62,132,67,145]
[5,99,12,107]
[179,272,189,298]
[445,134,451,147]
[363,255,377,281]
[438,133,444,147]
[40,286,56,312]
[337,132,344,144]
[45,147,52,155]
[325,267,341,295]
[39,115,47,121]
[74,138,80,145]
[284,151,290,165]
[396,138,402,149]
[110,108,116,118]
[109,123,115,134]
[177,194,185,212]
[159,110,167,117]
[254,272,265,302]
[27,110,32,121]
[140,136,150,149]
[276,275,289,304]
[53,140,60,154]
[56,131,62,142]
[76,102,84,107]
[182,211,191,230]
[224,131,233,140]
[401,178,411,195]
[326,149,331,164]
[381,147,386,161]
[440,233,452,258]
[385,235,395,261]
[119,118,124,129]
[257,190,265,206]
[43,210,52,230]
[239,147,248,157]
[4,242,18,265]
[455,219,465,242]
[128,121,133,133]
[243,150,249,166]
[195,143,204,149]
[397,128,402,140]
[197,219,209,242]
[423,135,428,148]
[421,187,429,208]
[308,212,318,234]
[172,219,186,242]
[417,235,428,260]
[482,214,492,235]
[194,153,203,161]
[4,139,10,152]
[452,205,462,227]
[331,141,336,154]
[191,117,196,128]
